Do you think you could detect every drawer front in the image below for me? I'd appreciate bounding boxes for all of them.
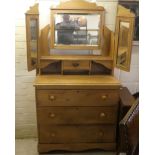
[39,125,116,143]
[37,106,118,125]
[63,60,90,70]
[36,90,119,107]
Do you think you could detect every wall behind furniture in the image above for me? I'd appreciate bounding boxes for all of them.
[15,0,139,138]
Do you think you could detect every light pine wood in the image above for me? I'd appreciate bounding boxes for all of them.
[24,1,136,153]
[40,55,113,61]
[94,60,113,70]
[25,4,39,71]
[51,0,105,11]
[37,106,118,125]
[117,5,135,18]
[34,75,121,89]
[36,89,119,107]
[34,75,120,152]
[63,60,90,71]
[109,31,115,75]
[40,25,50,56]
[39,60,59,69]
[26,3,39,15]
[39,125,116,143]
[25,2,135,73]
[53,44,100,50]
[114,5,135,72]
[110,31,115,58]
[102,26,111,56]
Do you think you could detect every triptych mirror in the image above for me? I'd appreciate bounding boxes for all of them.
[25,3,135,72]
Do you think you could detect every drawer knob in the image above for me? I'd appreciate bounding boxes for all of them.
[100,112,105,117]
[99,132,104,136]
[49,113,55,118]
[50,133,55,137]
[101,95,107,100]
[49,95,55,101]
[72,62,79,67]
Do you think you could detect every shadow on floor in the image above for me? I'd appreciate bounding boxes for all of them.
[16,139,116,155]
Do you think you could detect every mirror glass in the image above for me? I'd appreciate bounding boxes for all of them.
[116,21,130,66]
[54,13,100,45]
[30,19,37,65]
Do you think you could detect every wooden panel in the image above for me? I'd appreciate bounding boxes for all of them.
[94,60,113,70]
[26,3,39,15]
[39,125,116,143]
[34,75,121,89]
[40,61,62,75]
[36,89,119,107]
[110,31,115,58]
[102,26,111,56]
[38,143,116,153]
[114,5,135,72]
[25,4,39,71]
[40,55,113,61]
[51,0,105,11]
[37,106,118,125]
[117,5,135,18]
[63,60,90,71]
[40,25,50,56]
[25,14,39,71]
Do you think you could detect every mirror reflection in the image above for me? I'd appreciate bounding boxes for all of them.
[117,21,129,66]
[30,19,37,65]
[54,13,100,45]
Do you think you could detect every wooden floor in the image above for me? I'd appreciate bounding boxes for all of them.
[15,139,118,155]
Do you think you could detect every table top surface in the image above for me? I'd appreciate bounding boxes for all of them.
[34,75,121,89]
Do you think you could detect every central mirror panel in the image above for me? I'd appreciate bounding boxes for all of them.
[50,10,104,55]
[54,13,100,46]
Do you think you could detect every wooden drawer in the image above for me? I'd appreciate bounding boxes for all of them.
[63,60,90,70]
[39,125,116,143]
[36,90,119,107]
[37,106,118,125]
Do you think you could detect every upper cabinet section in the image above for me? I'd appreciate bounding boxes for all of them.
[50,0,105,54]
[115,5,135,72]
[25,4,39,71]
[25,1,136,73]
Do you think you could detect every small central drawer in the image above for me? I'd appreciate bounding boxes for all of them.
[36,89,119,107]
[37,106,118,125]
[39,125,116,143]
[63,60,90,71]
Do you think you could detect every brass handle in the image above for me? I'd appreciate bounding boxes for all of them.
[49,95,55,101]
[72,62,79,67]
[100,112,105,117]
[49,113,55,118]
[101,95,107,100]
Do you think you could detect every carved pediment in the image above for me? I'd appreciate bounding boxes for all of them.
[117,5,135,18]
[26,3,39,15]
[51,0,104,11]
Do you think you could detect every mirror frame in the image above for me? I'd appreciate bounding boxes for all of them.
[50,0,105,54]
[115,5,135,72]
[25,4,39,71]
